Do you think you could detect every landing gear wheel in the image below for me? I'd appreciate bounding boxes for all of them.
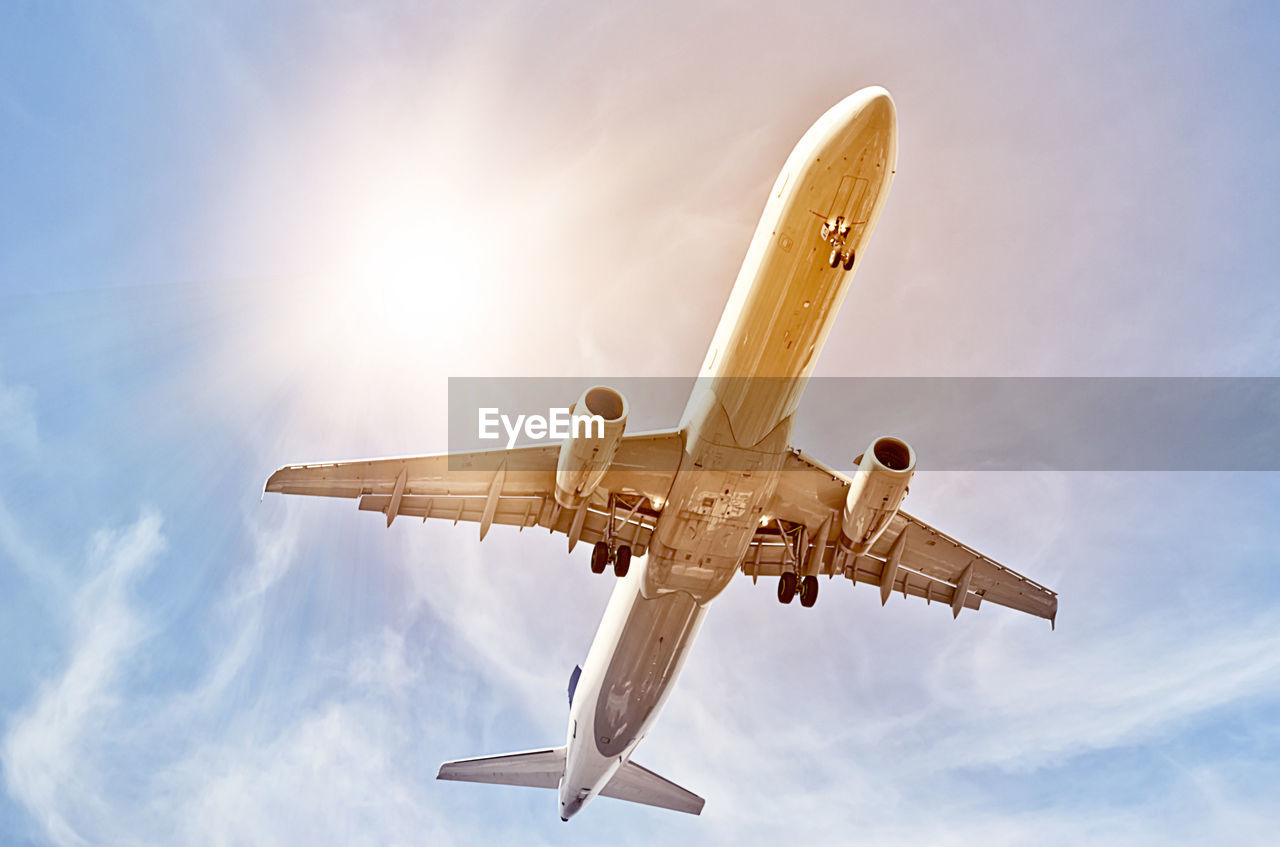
[842,250,855,271]
[778,571,798,604]
[800,575,819,608]
[613,544,632,578]
[828,248,842,269]
[590,541,609,574]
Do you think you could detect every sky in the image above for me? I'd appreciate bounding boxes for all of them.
[2,1,1279,844]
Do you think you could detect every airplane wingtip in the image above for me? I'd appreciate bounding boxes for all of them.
[261,470,278,502]
[261,466,290,502]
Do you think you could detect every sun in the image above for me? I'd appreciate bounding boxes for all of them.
[340,204,488,340]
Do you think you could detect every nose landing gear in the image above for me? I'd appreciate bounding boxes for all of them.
[820,215,856,271]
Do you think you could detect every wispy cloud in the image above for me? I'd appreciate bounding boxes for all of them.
[914,610,1280,771]
[2,511,165,847]
[0,499,524,846]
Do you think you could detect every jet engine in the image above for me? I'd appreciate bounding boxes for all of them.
[841,436,916,554]
[554,385,628,509]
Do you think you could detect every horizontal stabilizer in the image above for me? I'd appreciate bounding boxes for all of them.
[437,747,565,789]
[601,760,705,815]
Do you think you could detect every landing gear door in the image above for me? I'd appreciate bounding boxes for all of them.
[825,175,868,223]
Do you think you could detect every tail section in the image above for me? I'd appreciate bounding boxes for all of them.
[602,760,705,815]
[437,747,565,789]
[437,747,703,817]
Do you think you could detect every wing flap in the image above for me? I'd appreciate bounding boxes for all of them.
[357,493,657,554]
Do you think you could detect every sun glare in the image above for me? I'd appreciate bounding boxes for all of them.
[341,208,486,338]
[223,87,564,414]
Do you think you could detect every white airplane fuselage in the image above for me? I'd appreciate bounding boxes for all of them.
[559,87,898,820]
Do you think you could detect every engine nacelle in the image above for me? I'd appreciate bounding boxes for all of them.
[841,436,916,555]
[554,385,629,509]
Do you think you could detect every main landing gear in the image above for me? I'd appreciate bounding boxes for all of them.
[777,571,797,603]
[588,493,640,578]
[777,572,819,607]
[800,574,819,607]
[590,540,632,578]
[821,216,856,271]
[769,517,820,608]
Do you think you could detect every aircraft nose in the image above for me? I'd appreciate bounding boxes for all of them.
[858,85,897,134]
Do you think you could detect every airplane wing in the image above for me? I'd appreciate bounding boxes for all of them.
[753,449,1058,627]
[264,430,684,555]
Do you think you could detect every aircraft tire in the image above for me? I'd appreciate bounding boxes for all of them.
[778,571,798,603]
[591,541,609,574]
[614,545,632,577]
[842,251,855,271]
[828,248,842,268]
[800,575,819,607]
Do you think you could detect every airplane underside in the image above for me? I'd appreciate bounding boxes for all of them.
[265,86,1057,821]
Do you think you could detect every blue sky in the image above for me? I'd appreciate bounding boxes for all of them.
[2,2,1279,844]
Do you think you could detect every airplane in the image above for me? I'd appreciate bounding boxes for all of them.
[264,86,1058,821]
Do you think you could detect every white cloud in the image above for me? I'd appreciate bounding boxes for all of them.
[347,628,419,695]
[2,511,165,847]
[155,703,453,847]
[920,611,1280,770]
[0,499,524,847]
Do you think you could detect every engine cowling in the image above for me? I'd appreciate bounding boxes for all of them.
[841,436,916,555]
[554,385,628,509]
